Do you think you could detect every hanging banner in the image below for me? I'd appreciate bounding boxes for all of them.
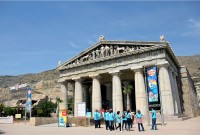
[26,87,32,112]
[146,66,159,103]
[59,109,67,127]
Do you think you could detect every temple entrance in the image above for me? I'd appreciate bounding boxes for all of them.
[122,81,136,112]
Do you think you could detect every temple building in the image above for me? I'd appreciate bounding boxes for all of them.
[57,36,200,118]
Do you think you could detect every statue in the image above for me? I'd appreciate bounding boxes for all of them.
[57,61,62,66]
[95,49,100,58]
[160,35,165,42]
[105,45,110,56]
[99,35,105,41]
[124,46,130,53]
[100,45,105,57]
[114,47,118,55]
[116,46,125,54]
[82,54,89,61]
[110,46,113,56]
[92,50,96,59]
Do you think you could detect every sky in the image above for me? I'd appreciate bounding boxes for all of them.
[0,1,200,76]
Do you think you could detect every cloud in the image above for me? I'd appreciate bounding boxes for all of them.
[182,18,200,36]
[69,41,79,48]
[187,18,200,29]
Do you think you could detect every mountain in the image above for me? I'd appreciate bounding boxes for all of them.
[0,69,60,105]
[177,55,200,82]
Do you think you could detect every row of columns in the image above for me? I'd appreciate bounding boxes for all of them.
[60,62,182,116]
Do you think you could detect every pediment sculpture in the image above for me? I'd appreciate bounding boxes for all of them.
[67,44,149,67]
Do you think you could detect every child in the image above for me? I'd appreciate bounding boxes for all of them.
[116,111,122,132]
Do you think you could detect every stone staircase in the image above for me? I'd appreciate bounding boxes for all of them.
[154,113,191,122]
[143,113,191,123]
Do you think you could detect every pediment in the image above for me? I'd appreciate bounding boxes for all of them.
[58,41,167,70]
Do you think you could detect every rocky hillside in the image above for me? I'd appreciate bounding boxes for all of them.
[0,69,59,88]
[0,69,60,105]
[177,55,200,82]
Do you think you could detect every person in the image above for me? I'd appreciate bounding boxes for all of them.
[135,110,145,132]
[102,108,105,118]
[109,109,114,131]
[97,110,101,128]
[131,111,135,128]
[93,110,99,128]
[122,111,127,130]
[126,110,132,131]
[66,122,70,128]
[104,110,109,130]
[116,111,122,132]
[151,108,158,130]
[113,111,117,130]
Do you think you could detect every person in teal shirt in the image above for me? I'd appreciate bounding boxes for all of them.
[126,110,132,131]
[97,110,101,128]
[104,110,109,130]
[122,111,127,130]
[151,108,158,130]
[135,110,145,131]
[109,109,114,131]
[116,111,122,132]
[93,110,98,128]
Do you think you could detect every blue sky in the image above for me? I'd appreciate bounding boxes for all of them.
[0,1,200,75]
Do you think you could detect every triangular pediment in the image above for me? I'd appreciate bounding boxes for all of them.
[58,40,167,70]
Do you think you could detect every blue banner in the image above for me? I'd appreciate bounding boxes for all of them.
[146,66,159,103]
[26,87,32,112]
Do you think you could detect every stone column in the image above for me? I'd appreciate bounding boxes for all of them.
[168,67,178,114]
[110,71,123,114]
[60,81,68,110]
[173,72,182,114]
[90,74,102,115]
[157,62,174,115]
[132,66,147,115]
[74,78,83,117]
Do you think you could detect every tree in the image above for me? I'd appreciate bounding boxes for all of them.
[122,83,133,110]
[3,106,13,116]
[56,97,63,127]
[56,97,63,115]
[0,103,5,117]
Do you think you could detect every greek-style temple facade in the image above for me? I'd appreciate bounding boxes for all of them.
[57,36,199,118]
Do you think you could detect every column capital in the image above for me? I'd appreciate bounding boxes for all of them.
[109,70,121,76]
[131,66,143,72]
[168,66,174,72]
[72,77,82,82]
[156,61,170,68]
[60,80,68,85]
[89,74,100,79]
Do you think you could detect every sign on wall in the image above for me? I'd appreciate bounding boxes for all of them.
[15,114,22,119]
[59,109,67,127]
[77,102,86,117]
[10,83,27,90]
[146,66,159,103]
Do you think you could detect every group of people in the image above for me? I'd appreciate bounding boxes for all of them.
[93,108,158,132]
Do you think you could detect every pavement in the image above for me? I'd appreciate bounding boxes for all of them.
[1,116,200,135]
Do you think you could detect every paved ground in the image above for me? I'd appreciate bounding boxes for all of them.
[1,116,200,135]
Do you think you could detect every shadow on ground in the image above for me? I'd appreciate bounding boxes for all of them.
[0,130,6,134]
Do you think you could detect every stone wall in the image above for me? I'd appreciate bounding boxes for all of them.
[29,117,57,126]
[0,116,13,124]
[181,66,200,117]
